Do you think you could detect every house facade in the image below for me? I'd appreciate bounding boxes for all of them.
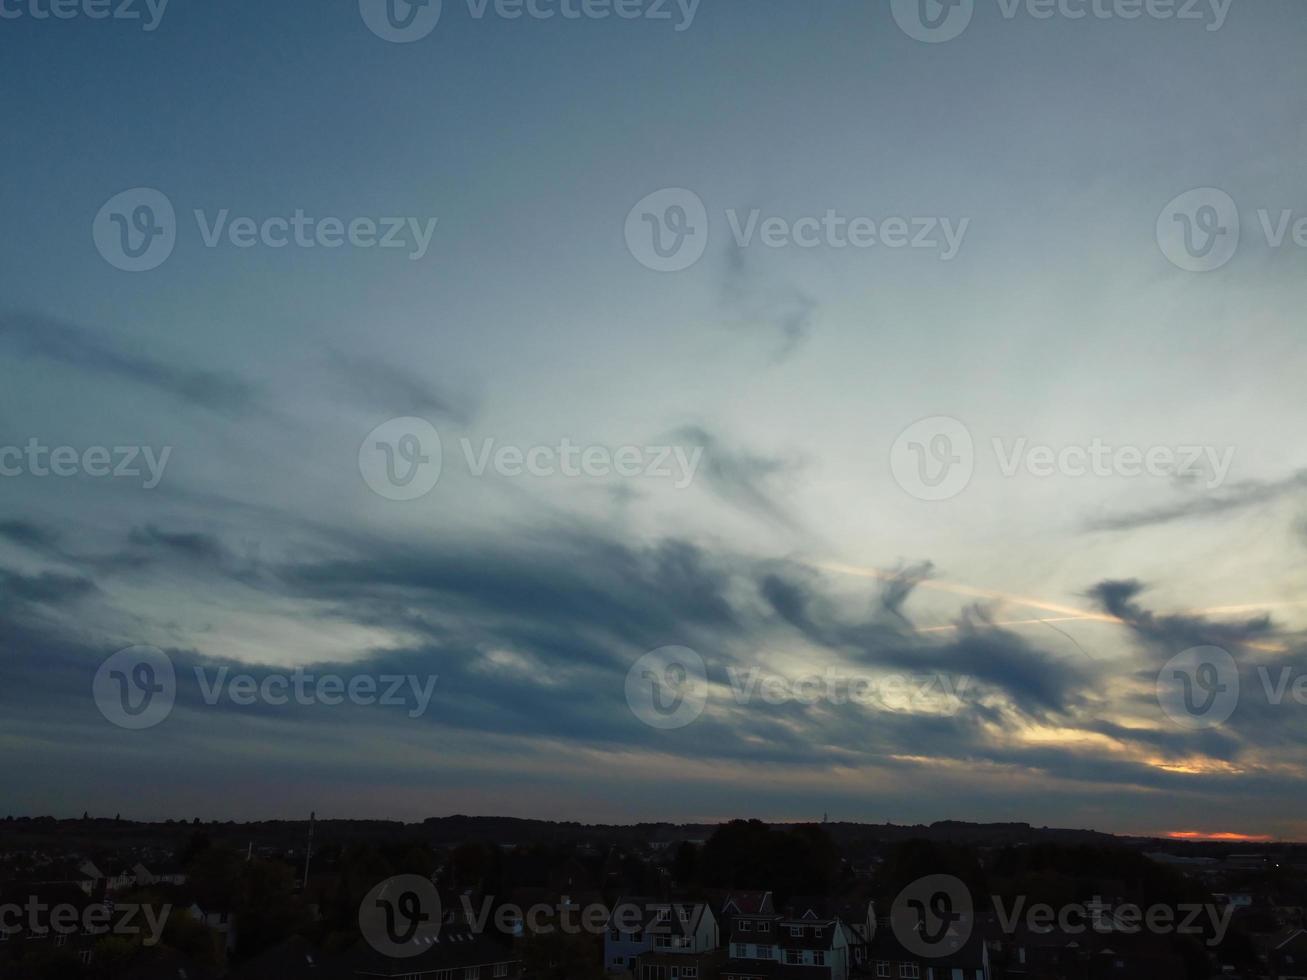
[721,893,853,980]
[606,899,718,976]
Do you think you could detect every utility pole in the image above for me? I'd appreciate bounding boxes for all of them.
[302,811,315,890]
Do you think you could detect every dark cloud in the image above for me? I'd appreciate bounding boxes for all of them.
[1084,470,1307,532]
[0,519,61,555]
[673,425,800,529]
[0,311,257,415]
[1086,579,1274,653]
[880,561,936,621]
[720,243,818,360]
[0,568,97,608]
[325,349,473,424]
[127,525,228,564]
[4,508,1305,822]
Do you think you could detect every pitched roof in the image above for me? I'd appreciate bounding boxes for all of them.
[224,936,349,980]
[344,929,521,977]
[722,891,774,916]
[611,897,713,938]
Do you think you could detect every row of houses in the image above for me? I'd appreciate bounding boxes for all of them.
[604,891,988,980]
[6,858,188,896]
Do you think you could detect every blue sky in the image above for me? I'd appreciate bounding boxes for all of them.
[2,0,1306,838]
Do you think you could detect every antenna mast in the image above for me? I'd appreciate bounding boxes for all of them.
[302,811,315,889]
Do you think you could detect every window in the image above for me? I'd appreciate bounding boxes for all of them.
[813,951,825,966]
[739,920,752,931]
[733,943,748,958]
[754,944,771,959]
[790,926,803,937]
[785,950,801,965]
[876,963,890,978]
[683,969,698,979]
[465,969,481,980]
[493,966,508,978]
[899,965,920,979]
[757,921,770,933]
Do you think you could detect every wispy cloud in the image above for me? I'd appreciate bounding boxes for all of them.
[324,349,474,424]
[720,244,818,360]
[1084,470,1307,532]
[673,424,801,529]
[0,311,257,415]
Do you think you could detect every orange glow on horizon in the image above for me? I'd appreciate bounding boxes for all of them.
[1165,830,1274,842]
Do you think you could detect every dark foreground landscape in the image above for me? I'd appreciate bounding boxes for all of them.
[3,813,1305,979]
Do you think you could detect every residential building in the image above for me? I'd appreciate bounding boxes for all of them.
[721,893,853,980]
[606,899,719,976]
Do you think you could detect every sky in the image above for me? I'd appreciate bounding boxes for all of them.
[1,0,1306,839]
